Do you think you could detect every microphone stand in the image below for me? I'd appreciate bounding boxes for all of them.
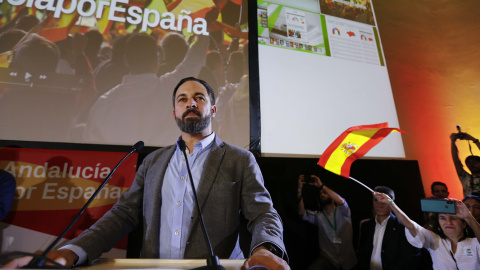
[22,141,144,269]
[178,140,226,270]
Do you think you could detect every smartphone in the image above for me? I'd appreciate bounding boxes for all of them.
[420,199,456,214]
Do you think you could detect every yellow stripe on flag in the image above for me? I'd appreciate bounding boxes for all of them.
[0,51,13,68]
[323,128,380,175]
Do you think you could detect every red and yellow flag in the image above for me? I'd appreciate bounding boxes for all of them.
[318,122,406,178]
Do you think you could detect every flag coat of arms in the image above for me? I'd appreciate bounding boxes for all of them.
[318,122,406,178]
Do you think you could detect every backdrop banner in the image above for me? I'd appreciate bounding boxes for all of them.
[0,147,138,253]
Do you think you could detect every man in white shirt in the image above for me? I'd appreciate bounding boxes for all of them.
[357,186,420,270]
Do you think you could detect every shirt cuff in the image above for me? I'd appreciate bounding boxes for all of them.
[251,242,285,260]
[59,244,88,265]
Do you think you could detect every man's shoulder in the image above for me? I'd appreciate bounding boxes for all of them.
[361,217,376,228]
[217,140,255,160]
[0,169,15,185]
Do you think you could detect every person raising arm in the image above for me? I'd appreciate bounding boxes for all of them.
[373,192,480,269]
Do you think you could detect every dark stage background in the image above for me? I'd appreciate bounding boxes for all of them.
[1,140,425,269]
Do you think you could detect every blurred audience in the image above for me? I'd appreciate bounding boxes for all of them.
[0,29,26,54]
[84,31,210,146]
[451,132,480,196]
[157,32,189,77]
[84,30,103,70]
[14,14,39,32]
[94,34,131,97]
[0,34,95,142]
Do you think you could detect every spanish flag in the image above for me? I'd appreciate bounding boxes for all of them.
[318,122,406,178]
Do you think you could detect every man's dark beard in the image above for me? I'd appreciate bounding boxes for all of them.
[175,108,211,134]
[319,196,333,208]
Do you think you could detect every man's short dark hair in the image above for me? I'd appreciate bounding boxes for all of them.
[374,186,395,201]
[172,77,215,106]
[431,181,448,193]
[463,194,480,204]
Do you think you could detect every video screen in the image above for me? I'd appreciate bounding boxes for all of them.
[0,0,250,149]
[257,0,404,158]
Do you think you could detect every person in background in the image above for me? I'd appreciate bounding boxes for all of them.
[84,30,103,70]
[0,169,16,221]
[451,132,480,196]
[463,195,480,222]
[374,192,480,269]
[357,186,420,270]
[157,32,189,77]
[297,174,357,270]
[428,182,449,199]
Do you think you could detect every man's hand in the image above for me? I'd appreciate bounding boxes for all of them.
[373,191,393,206]
[242,246,290,270]
[310,175,323,187]
[2,249,78,269]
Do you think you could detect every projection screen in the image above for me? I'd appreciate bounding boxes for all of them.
[255,0,405,158]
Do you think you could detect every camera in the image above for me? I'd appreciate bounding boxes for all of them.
[304,175,315,184]
[420,199,455,214]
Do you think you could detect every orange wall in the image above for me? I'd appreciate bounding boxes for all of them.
[373,0,480,198]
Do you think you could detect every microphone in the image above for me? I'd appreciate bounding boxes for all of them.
[22,141,144,269]
[177,139,226,270]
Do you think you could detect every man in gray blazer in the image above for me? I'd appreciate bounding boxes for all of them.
[7,77,289,270]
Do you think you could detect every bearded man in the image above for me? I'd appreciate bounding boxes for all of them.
[297,174,357,270]
[7,77,289,270]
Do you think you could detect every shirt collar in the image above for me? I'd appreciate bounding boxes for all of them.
[375,214,390,226]
[176,132,216,154]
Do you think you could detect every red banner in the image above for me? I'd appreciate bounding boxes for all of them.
[0,147,138,250]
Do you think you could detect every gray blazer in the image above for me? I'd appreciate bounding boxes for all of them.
[68,136,285,262]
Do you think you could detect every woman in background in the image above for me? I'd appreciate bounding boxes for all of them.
[373,192,480,270]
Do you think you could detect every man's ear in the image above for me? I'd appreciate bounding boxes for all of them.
[211,105,217,117]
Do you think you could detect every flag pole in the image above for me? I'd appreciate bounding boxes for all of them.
[349,176,373,193]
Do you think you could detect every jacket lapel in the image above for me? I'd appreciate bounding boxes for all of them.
[382,214,396,246]
[188,136,225,232]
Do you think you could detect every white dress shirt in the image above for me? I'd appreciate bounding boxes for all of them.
[370,215,390,270]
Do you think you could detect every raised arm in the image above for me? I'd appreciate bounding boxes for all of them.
[450,132,480,176]
[311,175,345,206]
[373,192,417,237]
[455,199,480,241]
[451,133,466,176]
[297,175,306,216]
